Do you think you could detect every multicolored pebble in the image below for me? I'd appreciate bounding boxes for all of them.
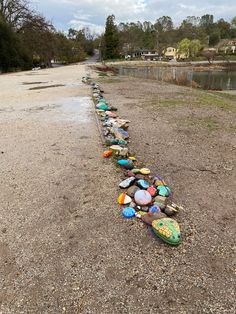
[157,186,170,197]
[118,193,132,205]
[140,168,151,175]
[137,179,149,189]
[134,190,152,206]
[152,218,181,246]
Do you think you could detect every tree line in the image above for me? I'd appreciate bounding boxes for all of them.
[0,0,95,72]
[102,14,236,60]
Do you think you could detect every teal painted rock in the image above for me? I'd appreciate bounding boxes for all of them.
[137,179,149,189]
[152,218,181,246]
[117,159,129,166]
[134,190,152,206]
[96,103,108,111]
[157,186,170,197]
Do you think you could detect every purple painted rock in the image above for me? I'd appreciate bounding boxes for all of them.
[149,204,161,213]
[127,186,140,198]
[134,190,152,206]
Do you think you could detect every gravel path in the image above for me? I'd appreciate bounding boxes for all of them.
[0,65,235,313]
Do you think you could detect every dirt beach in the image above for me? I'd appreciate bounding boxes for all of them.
[0,64,235,313]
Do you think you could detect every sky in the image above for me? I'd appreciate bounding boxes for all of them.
[32,0,236,35]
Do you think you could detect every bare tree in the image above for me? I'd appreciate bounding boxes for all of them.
[0,0,30,28]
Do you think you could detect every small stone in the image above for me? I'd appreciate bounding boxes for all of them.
[147,186,157,197]
[141,212,167,225]
[118,193,132,205]
[134,190,152,206]
[149,204,161,213]
[131,168,140,174]
[140,168,151,175]
[157,186,170,197]
[137,179,149,189]
[119,177,136,189]
[127,186,140,198]
[122,207,136,219]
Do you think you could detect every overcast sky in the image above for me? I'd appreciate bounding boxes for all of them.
[32,0,236,34]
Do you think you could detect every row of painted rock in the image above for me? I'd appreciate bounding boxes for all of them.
[82,74,183,246]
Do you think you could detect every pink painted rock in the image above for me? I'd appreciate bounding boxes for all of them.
[134,190,152,206]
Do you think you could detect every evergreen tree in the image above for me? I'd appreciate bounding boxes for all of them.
[104,15,119,59]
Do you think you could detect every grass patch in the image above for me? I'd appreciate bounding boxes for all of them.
[181,117,220,132]
[159,99,186,107]
[97,72,108,77]
[196,91,236,112]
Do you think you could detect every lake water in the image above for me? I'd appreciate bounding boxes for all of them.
[117,66,236,90]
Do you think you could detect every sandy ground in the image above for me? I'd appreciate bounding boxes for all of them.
[0,64,235,313]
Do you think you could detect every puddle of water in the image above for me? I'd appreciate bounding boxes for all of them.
[52,97,92,123]
[29,84,65,90]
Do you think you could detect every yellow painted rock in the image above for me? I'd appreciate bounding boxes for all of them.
[140,168,151,175]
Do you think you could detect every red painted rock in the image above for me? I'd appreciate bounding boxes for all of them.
[147,186,157,197]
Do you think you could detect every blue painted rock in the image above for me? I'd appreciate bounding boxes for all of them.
[119,177,136,189]
[149,204,161,213]
[157,186,170,197]
[122,207,136,219]
[137,179,150,189]
[134,190,152,206]
[127,186,140,198]
[152,218,181,246]
[117,159,129,166]
[118,193,132,205]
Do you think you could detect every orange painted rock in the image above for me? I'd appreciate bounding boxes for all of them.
[103,150,113,158]
[118,193,132,205]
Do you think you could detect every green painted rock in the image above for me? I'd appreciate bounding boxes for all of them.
[152,218,181,246]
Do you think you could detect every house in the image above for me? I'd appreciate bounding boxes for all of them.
[164,47,177,60]
[125,49,158,59]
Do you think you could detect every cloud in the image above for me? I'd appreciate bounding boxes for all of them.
[33,0,236,33]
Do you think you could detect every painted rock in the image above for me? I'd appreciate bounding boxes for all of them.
[99,98,107,103]
[118,193,132,205]
[147,186,157,197]
[152,218,181,246]
[149,204,161,213]
[122,207,136,219]
[131,168,140,174]
[103,149,113,158]
[141,206,149,212]
[117,159,129,166]
[141,212,167,225]
[118,140,127,146]
[140,168,151,175]
[157,186,170,197]
[110,145,129,157]
[96,103,108,111]
[128,156,137,161]
[127,186,140,198]
[137,210,148,216]
[119,177,136,189]
[154,179,166,186]
[137,179,150,189]
[134,190,152,206]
